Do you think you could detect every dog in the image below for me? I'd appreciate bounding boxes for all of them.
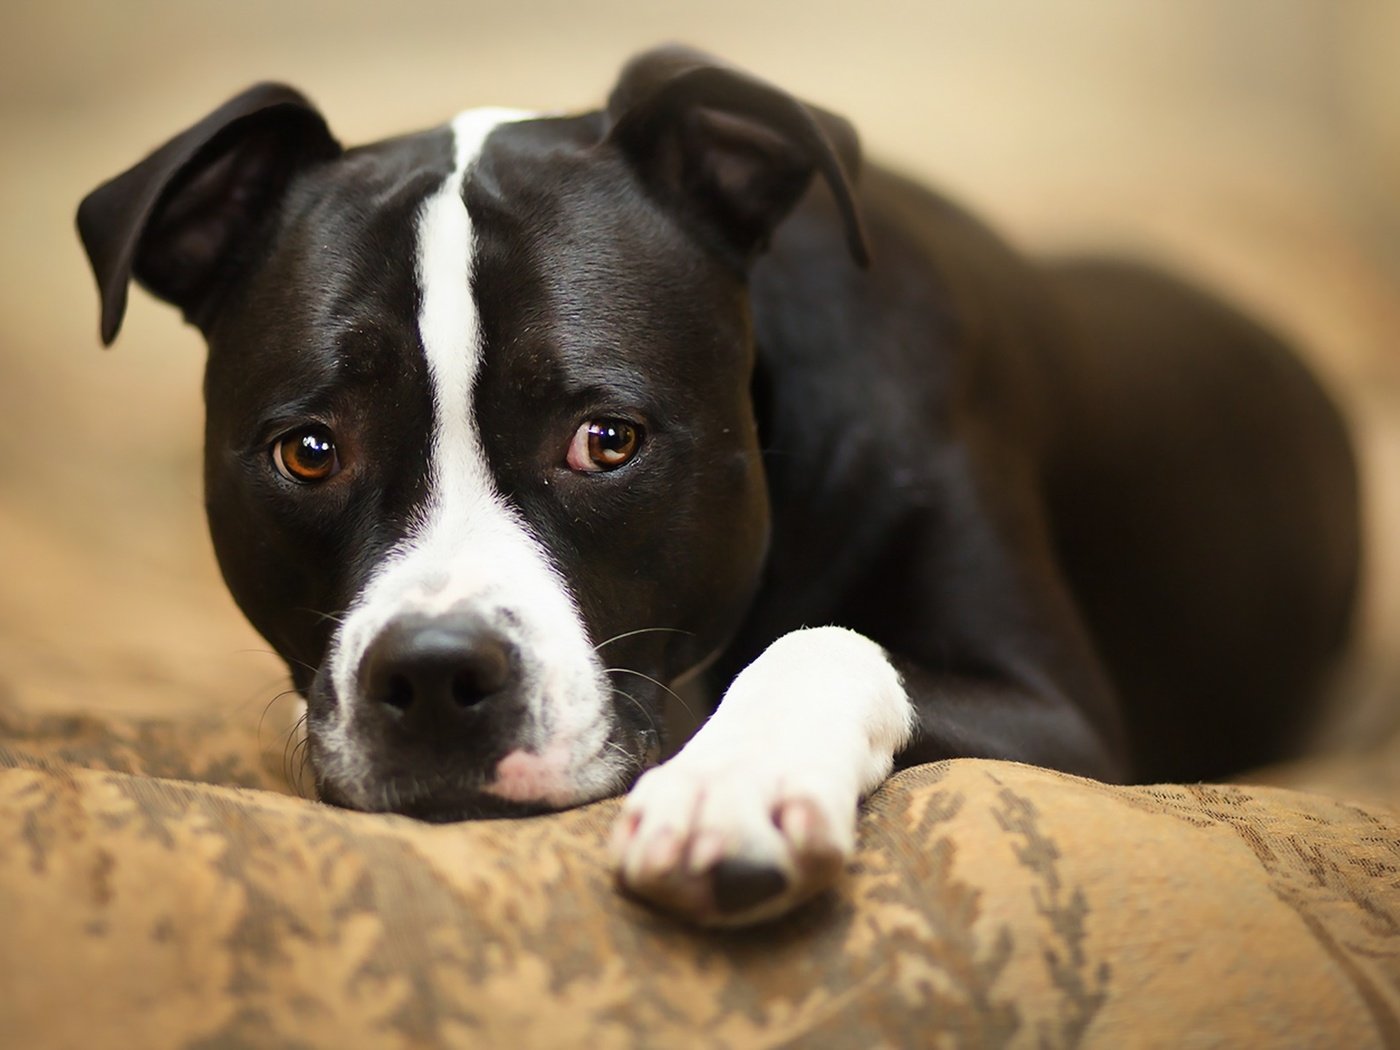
[77,46,1359,925]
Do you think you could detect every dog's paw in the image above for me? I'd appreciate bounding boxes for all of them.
[608,754,855,926]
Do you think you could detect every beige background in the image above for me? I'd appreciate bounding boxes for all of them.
[1,2,1396,751]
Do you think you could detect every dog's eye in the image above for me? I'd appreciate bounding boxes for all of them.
[272,426,340,484]
[567,419,642,473]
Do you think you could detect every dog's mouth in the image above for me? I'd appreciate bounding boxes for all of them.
[306,709,661,822]
[314,773,560,822]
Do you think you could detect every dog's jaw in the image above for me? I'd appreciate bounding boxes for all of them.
[308,108,633,814]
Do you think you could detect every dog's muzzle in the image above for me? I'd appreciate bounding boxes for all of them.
[307,602,648,820]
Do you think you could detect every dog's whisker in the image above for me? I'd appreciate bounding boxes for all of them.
[261,690,306,791]
[284,741,305,793]
[291,722,314,800]
[258,687,301,742]
[235,646,319,676]
[286,723,311,794]
[273,706,306,752]
[296,606,351,628]
[592,626,694,653]
[604,666,697,721]
[608,686,660,737]
[599,738,646,778]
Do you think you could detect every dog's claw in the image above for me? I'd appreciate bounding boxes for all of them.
[711,859,789,916]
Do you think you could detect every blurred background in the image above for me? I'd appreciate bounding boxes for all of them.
[1,1,1396,754]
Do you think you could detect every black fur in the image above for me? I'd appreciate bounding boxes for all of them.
[77,46,1359,799]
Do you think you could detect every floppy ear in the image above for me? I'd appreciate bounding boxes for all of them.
[605,46,870,268]
[76,83,341,346]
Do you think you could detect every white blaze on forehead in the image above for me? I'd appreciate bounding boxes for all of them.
[319,108,622,806]
[416,108,529,499]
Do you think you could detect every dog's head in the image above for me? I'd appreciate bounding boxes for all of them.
[77,47,868,818]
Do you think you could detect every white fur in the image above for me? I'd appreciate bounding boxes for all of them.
[613,626,914,922]
[317,109,624,809]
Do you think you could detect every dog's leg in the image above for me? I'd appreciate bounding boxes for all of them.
[610,626,912,926]
[610,451,1138,925]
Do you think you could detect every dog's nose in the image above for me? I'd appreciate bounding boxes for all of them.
[360,613,516,725]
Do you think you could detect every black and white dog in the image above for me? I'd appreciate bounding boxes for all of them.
[78,47,1359,924]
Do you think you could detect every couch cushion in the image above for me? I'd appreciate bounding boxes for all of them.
[2,706,1398,1048]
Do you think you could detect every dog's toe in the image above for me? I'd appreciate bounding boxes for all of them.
[611,760,854,926]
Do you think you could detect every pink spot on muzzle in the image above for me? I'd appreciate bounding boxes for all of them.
[483,744,576,805]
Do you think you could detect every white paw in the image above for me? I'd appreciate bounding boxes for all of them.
[609,750,857,926]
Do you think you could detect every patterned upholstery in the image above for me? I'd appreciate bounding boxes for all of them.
[2,704,1397,1047]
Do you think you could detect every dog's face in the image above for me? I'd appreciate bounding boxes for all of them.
[205,111,773,816]
[78,48,867,818]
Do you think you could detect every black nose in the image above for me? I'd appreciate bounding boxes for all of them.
[360,612,517,727]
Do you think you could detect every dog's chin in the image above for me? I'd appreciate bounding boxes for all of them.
[302,678,664,822]
[315,775,562,822]
[310,732,658,823]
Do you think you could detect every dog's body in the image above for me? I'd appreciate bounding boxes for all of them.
[78,48,1358,924]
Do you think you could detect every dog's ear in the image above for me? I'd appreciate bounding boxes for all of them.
[605,46,870,268]
[76,84,341,346]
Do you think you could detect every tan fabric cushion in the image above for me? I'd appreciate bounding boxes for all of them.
[2,705,1399,1048]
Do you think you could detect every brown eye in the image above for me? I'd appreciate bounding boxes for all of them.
[272,426,340,483]
[566,418,642,473]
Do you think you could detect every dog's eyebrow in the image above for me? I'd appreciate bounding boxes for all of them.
[244,373,382,431]
[552,375,656,409]
[245,401,340,445]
